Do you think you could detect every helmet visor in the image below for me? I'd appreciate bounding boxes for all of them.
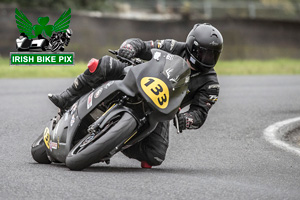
[191,44,221,67]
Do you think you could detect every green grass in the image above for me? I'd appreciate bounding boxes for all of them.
[1,57,300,78]
[1,58,87,78]
[215,59,300,75]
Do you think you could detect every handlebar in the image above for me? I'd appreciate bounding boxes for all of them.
[109,49,142,66]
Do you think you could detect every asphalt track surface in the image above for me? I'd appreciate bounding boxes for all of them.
[1,76,300,200]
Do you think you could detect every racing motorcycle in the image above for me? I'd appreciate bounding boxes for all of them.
[49,29,72,52]
[31,49,191,170]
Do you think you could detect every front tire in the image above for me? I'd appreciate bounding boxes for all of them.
[66,113,137,171]
[31,134,51,164]
[51,41,62,52]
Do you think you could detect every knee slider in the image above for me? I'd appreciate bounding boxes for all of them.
[146,149,166,166]
[147,156,164,166]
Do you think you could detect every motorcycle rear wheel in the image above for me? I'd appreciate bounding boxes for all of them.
[65,112,137,171]
[31,134,51,164]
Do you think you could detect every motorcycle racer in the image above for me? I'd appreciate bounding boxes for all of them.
[49,29,73,51]
[48,23,223,168]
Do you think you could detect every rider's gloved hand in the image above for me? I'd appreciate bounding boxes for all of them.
[173,113,198,133]
[118,38,144,59]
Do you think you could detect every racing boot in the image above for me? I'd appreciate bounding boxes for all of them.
[48,75,92,110]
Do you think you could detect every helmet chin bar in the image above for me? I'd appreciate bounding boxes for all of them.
[186,48,214,73]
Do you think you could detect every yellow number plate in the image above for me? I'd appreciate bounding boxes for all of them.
[43,127,50,149]
[141,77,169,109]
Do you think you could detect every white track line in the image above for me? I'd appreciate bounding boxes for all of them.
[264,117,300,156]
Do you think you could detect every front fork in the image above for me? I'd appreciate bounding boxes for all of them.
[87,95,141,134]
[174,107,182,134]
[174,114,180,134]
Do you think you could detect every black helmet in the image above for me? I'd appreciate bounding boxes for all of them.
[186,23,223,72]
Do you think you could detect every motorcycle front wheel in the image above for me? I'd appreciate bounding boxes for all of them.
[51,41,62,52]
[65,112,137,171]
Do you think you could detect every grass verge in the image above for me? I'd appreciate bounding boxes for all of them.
[215,59,300,75]
[1,57,300,78]
[1,58,87,78]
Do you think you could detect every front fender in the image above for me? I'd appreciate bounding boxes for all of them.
[89,104,140,132]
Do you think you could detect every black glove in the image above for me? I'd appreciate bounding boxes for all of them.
[173,113,194,133]
[118,39,144,59]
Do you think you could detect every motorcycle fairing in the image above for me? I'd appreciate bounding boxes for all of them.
[127,49,190,121]
[44,78,140,162]
[43,107,81,162]
[44,49,190,162]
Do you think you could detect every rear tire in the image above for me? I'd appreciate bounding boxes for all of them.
[66,113,137,171]
[31,134,51,164]
[41,43,48,51]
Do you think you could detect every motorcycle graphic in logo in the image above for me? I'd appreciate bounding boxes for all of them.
[15,8,72,52]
